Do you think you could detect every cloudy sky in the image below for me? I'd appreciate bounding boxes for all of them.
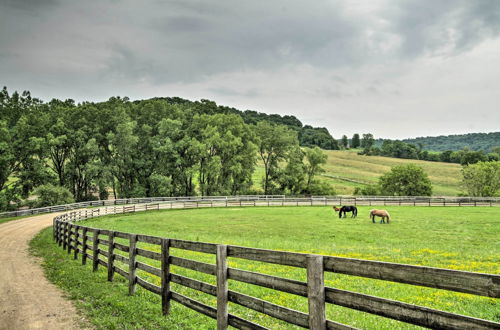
[1,0,499,139]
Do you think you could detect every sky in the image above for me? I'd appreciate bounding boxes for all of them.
[1,0,499,139]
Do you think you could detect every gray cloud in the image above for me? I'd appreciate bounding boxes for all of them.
[1,0,499,138]
[388,0,500,57]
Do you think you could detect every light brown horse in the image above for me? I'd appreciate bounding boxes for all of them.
[369,209,390,223]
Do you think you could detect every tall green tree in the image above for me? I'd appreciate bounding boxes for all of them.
[461,161,500,197]
[255,122,298,194]
[341,135,349,149]
[361,133,375,149]
[279,146,305,194]
[351,133,360,148]
[304,147,328,191]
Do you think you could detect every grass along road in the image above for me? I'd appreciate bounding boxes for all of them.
[32,206,500,329]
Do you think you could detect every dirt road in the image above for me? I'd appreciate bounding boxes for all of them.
[0,214,81,329]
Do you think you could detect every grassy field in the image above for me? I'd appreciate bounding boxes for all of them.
[31,206,499,329]
[251,149,463,195]
[321,150,463,196]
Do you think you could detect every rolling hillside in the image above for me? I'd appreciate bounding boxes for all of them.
[254,150,463,196]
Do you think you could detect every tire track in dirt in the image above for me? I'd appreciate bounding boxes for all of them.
[0,213,82,329]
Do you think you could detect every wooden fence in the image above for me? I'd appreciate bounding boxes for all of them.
[3,195,500,219]
[51,201,500,329]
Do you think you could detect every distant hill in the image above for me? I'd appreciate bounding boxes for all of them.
[384,132,499,152]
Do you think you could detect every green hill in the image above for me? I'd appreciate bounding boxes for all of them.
[401,132,500,152]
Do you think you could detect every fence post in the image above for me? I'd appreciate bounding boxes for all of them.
[161,238,171,315]
[62,222,68,249]
[129,234,137,295]
[92,229,100,271]
[82,228,88,265]
[216,244,228,330]
[54,220,59,243]
[307,255,326,330]
[107,231,115,281]
[74,226,79,260]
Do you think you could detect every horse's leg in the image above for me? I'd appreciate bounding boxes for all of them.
[371,214,375,223]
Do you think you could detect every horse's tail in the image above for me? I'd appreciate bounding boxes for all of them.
[386,211,391,222]
[353,207,357,216]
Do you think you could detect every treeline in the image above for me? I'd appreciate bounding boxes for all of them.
[401,132,500,152]
[339,133,500,165]
[0,88,335,211]
[155,97,339,150]
[362,140,499,165]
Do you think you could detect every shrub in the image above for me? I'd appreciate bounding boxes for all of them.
[379,164,432,196]
[32,184,75,207]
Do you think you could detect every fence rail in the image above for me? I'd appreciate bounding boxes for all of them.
[51,200,500,329]
[3,195,500,218]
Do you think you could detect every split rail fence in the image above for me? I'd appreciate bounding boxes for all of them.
[52,201,500,329]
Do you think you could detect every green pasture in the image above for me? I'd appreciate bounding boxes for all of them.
[31,206,500,329]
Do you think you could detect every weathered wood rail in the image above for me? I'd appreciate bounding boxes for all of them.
[52,201,500,329]
[4,195,499,218]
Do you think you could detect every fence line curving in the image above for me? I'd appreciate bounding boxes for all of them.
[52,199,500,329]
[3,194,500,219]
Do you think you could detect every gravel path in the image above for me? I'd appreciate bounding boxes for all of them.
[0,214,81,329]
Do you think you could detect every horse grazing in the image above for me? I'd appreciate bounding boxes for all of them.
[333,205,358,218]
[369,209,390,223]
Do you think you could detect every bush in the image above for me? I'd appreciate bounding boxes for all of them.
[379,164,432,196]
[32,184,75,208]
[306,181,336,195]
[354,184,380,196]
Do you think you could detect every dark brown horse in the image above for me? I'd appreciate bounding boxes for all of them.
[333,205,358,218]
[369,209,390,223]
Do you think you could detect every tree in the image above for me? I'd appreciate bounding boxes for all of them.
[341,135,349,149]
[461,161,500,197]
[457,148,487,165]
[351,134,360,148]
[299,126,339,150]
[304,147,328,191]
[193,114,256,196]
[279,146,305,194]
[379,164,432,196]
[255,122,298,194]
[361,133,375,149]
